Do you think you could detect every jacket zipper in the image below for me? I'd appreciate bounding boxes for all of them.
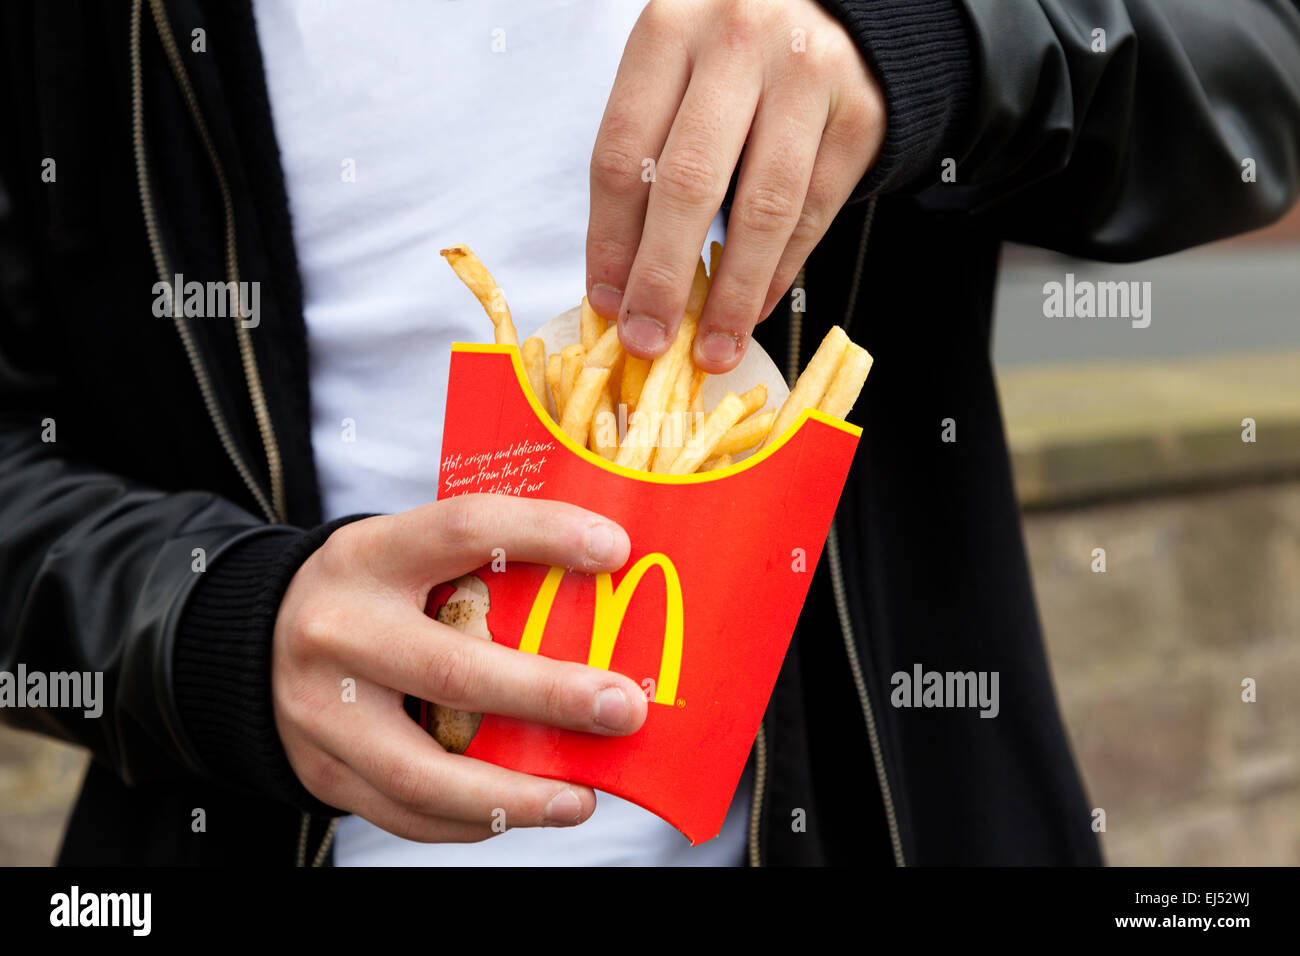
[131,0,338,865]
[748,199,903,866]
[130,0,286,525]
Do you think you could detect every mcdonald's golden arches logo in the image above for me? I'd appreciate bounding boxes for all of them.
[520,553,683,705]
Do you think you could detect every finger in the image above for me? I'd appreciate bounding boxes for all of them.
[303,748,500,843]
[372,494,632,590]
[586,5,692,323]
[618,46,763,359]
[694,88,824,373]
[346,603,649,736]
[762,82,882,327]
[322,693,600,828]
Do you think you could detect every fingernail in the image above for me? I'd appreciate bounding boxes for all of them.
[544,788,583,825]
[588,282,623,319]
[622,314,668,353]
[585,523,616,564]
[697,330,741,366]
[593,686,630,730]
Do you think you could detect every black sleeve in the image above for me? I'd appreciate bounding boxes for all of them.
[819,0,1300,259]
[0,163,354,816]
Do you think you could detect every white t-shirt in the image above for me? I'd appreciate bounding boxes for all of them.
[252,0,749,865]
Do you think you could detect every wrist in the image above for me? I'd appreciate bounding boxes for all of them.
[172,514,373,815]
[814,0,976,198]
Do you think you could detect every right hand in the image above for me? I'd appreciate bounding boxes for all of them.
[271,494,647,842]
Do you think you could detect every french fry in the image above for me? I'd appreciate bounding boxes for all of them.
[580,296,606,352]
[559,344,585,411]
[546,353,564,419]
[560,366,612,445]
[651,360,698,474]
[738,383,768,419]
[685,256,710,319]
[606,351,626,410]
[621,355,651,414]
[440,244,518,346]
[818,343,874,420]
[763,325,850,447]
[615,316,697,470]
[521,337,550,415]
[584,324,623,369]
[441,242,872,476]
[713,409,777,459]
[669,392,746,475]
[589,390,619,460]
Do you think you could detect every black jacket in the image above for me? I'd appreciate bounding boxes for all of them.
[1,0,1297,866]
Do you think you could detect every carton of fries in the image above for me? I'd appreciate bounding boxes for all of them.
[422,244,870,843]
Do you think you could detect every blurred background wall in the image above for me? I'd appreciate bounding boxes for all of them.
[1000,204,1300,865]
[2,209,1297,866]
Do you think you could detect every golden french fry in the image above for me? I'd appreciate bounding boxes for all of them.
[685,256,710,319]
[559,344,585,411]
[669,393,747,475]
[560,366,612,445]
[606,351,626,409]
[713,409,777,459]
[738,383,768,418]
[621,355,651,414]
[702,454,733,472]
[650,360,698,474]
[546,353,564,419]
[439,244,518,346]
[589,390,619,460]
[818,343,874,420]
[580,296,607,352]
[521,337,549,415]
[709,240,722,279]
[615,316,697,470]
[584,324,623,369]
[763,325,850,447]
[690,380,704,417]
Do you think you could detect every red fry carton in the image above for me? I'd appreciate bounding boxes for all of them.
[422,337,860,844]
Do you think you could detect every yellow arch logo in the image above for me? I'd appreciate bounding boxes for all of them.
[519,554,683,705]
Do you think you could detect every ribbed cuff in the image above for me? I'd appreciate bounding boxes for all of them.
[814,0,975,199]
[173,514,373,817]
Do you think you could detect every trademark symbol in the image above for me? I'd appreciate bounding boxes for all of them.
[676,698,686,709]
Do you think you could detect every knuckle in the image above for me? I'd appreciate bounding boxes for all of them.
[833,85,883,145]
[437,495,481,549]
[591,122,648,198]
[294,604,342,656]
[639,0,677,39]
[719,0,761,47]
[383,757,428,808]
[630,258,690,310]
[656,145,723,207]
[422,643,478,707]
[538,666,581,725]
[736,182,800,236]
[789,203,827,247]
[322,518,375,566]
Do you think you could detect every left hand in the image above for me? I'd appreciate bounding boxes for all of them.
[585,0,886,373]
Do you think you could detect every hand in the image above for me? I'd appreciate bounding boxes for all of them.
[272,494,647,842]
[586,0,885,373]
